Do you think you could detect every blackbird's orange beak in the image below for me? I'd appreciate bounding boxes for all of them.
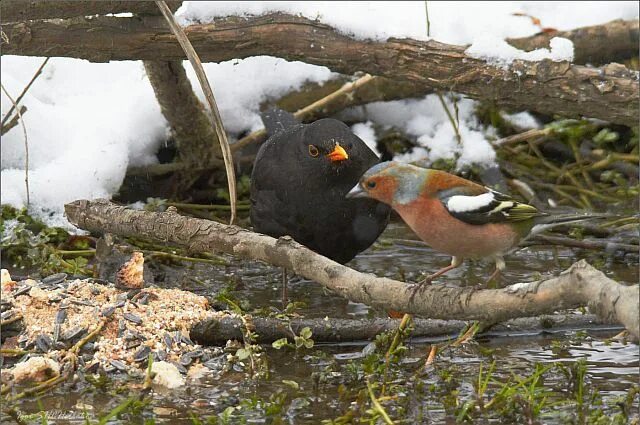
[326,143,349,162]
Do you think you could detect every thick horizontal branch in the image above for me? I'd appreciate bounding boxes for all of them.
[0,1,182,23]
[2,14,639,126]
[64,199,639,339]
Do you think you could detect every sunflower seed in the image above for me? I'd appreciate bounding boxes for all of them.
[137,293,150,305]
[172,361,188,374]
[126,289,141,300]
[153,349,167,362]
[180,334,194,346]
[117,319,126,337]
[14,285,31,297]
[123,313,142,325]
[61,326,86,341]
[185,349,203,359]
[163,333,173,349]
[101,306,116,317]
[0,310,14,320]
[113,300,126,308]
[84,362,100,374]
[42,273,67,285]
[52,325,61,343]
[203,357,224,371]
[70,299,95,307]
[133,346,151,363]
[103,365,116,374]
[110,360,128,372]
[178,354,193,367]
[35,334,52,352]
[125,341,140,350]
[55,308,68,324]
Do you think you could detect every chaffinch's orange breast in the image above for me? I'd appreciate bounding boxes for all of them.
[395,196,521,259]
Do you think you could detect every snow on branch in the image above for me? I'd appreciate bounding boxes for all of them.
[2,14,639,126]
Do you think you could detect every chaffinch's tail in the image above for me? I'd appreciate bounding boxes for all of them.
[529,212,614,237]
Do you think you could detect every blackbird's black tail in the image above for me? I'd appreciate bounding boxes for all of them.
[260,108,299,137]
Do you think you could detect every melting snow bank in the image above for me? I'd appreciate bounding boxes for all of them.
[465,36,575,68]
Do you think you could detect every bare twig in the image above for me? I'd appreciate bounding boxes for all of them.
[155,1,237,224]
[0,57,49,128]
[1,105,27,136]
[1,84,30,205]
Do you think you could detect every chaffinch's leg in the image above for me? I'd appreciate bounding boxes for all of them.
[410,257,462,305]
[485,255,506,285]
[419,256,463,285]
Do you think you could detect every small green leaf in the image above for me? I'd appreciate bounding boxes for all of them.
[300,327,312,340]
[282,380,299,390]
[272,338,290,349]
[236,348,250,360]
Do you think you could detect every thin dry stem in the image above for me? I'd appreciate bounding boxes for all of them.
[155,1,237,224]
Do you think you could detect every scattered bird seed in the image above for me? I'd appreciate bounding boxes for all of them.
[179,353,193,367]
[84,362,100,374]
[126,289,141,300]
[123,313,142,325]
[185,349,203,359]
[42,273,67,285]
[133,346,151,362]
[13,285,31,297]
[35,334,52,352]
[55,308,68,324]
[180,334,194,346]
[163,333,173,349]
[0,310,14,320]
[109,360,128,371]
[101,306,116,317]
[125,341,141,350]
[117,319,126,338]
[172,361,188,375]
[70,299,95,307]
[61,326,86,342]
[154,349,168,362]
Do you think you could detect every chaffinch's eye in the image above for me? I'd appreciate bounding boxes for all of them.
[366,181,377,189]
[308,145,319,157]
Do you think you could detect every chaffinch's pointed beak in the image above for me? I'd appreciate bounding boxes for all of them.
[346,183,368,199]
[326,143,349,162]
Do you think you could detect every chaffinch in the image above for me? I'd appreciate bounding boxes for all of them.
[347,161,602,284]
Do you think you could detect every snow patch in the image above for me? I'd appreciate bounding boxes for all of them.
[466,36,574,68]
[351,121,380,157]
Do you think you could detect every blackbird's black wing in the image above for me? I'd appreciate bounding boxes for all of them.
[260,108,299,137]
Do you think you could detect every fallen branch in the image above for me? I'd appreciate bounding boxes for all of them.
[2,14,638,126]
[65,199,640,339]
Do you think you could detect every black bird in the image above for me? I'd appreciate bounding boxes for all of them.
[250,109,391,302]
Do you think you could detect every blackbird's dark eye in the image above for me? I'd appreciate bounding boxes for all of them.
[366,180,377,189]
[308,145,319,157]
